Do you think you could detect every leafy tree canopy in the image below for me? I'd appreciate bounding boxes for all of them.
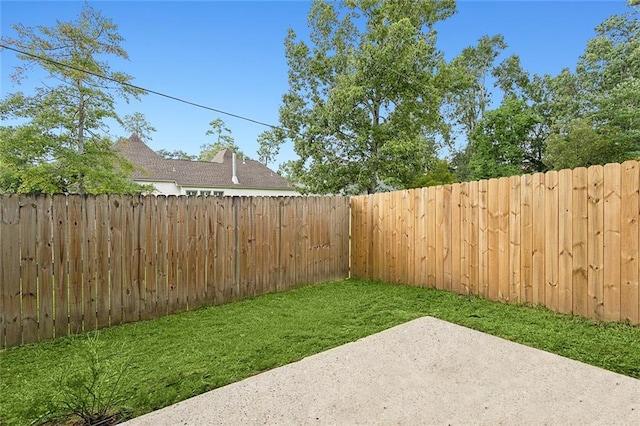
[156,149,197,161]
[257,128,284,166]
[122,112,156,143]
[408,159,457,188]
[543,10,640,170]
[0,3,147,194]
[468,96,542,180]
[198,117,245,161]
[264,0,457,194]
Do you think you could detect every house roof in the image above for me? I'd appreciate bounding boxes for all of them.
[114,134,293,189]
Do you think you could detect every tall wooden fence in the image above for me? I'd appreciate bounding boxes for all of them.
[351,161,640,325]
[0,195,349,349]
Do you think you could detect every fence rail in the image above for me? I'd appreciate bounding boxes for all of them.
[0,194,350,349]
[351,161,640,325]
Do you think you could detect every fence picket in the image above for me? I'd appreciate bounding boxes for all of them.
[67,195,83,334]
[95,195,110,328]
[558,169,573,314]
[603,163,621,322]
[588,166,605,320]
[36,195,54,341]
[53,195,70,337]
[109,195,123,325]
[487,179,499,300]
[469,181,479,295]
[2,195,22,346]
[620,161,639,323]
[450,185,461,293]
[509,176,521,303]
[572,168,589,318]
[142,196,157,319]
[520,175,533,304]
[20,195,38,343]
[83,195,97,331]
[497,178,510,303]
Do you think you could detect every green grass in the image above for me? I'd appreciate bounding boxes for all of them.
[2,279,640,425]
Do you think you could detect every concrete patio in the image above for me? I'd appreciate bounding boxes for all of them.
[124,317,640,425]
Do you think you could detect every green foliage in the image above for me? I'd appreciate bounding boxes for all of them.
[122,112,156,142]
[2,280,640,425]
[156,149,197,160]
[450,51,553,181]
[467,96,542,180]
[0,126,148,195]
[198,117,244,161]
[544,119,633,170]
[257,128,284,166]
[0,3,146,194]
[23,334,132,426]
[408,159,457,188]
[273,0,456,194]
[543,10,640,169]
[57,335,132,425]
[446,35,507,144]
[458,11,640,177]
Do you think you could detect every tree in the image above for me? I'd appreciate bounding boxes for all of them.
[257,128,284,166]
[543,10,640,169]
[156,149,196,161]
[544,118,626,170]
[408,158,457,188]
[577,12,640,144]
[122,112,156,142]
[458,53,554,180]
[0,126,146,194]
[446,35,507,144]
[269,0,456,194]
[198,117,244,161]
[445,35,507,181]
[0,3,146,194]
[467,96,542,180]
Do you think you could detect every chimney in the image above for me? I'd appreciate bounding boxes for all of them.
[232,152,239,185]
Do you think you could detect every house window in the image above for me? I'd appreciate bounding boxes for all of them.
[186,190,198,196]
[200,190,211,197]
[213,191,224,197]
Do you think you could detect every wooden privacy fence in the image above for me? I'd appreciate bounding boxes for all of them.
[351,161,640,325]
[0,194,349,349]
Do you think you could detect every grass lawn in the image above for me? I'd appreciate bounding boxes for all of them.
[2,279,640,425]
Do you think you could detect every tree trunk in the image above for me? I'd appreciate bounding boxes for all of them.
[76,79,86,195]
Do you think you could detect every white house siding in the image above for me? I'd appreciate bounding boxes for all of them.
[136,180,299,197]
[144,181,181,195]
[204,187,299,197]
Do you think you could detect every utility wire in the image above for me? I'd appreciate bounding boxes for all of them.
[0,44,286,131]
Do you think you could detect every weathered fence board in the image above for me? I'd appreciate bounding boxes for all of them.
[0,195,349,348]
[20,196,38,344]
[37,195,54,341]
[3,196,21,347]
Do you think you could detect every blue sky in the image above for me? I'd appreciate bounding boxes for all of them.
[0,1,634,169]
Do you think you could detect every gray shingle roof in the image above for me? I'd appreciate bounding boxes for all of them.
[114,135,293,189]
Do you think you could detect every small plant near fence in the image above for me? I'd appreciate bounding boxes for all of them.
[29,333,133,425]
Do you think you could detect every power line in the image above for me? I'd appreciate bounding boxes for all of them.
[0,44,286,131]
